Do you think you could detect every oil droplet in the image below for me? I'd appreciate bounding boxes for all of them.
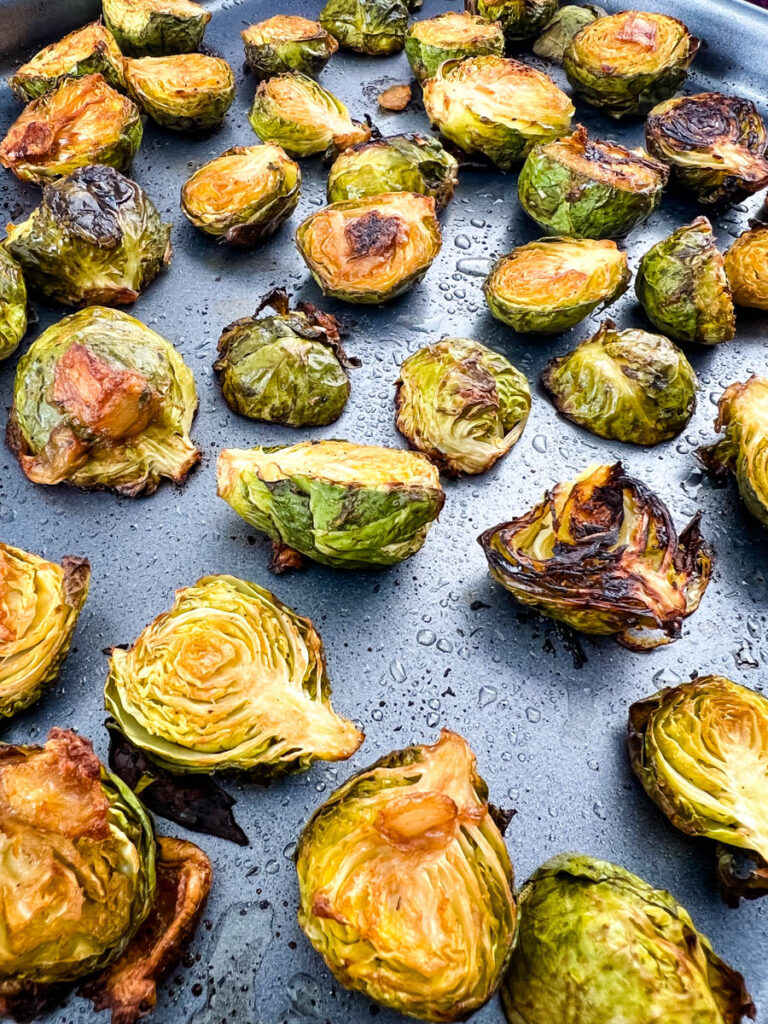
[265,859,279,874]
[525,707,541,723]
[436,638,453,653]
[456,257,492,277]
[454,234,471,250]
[593,801,607,820]
[478,686,498,708]
[532,434,548,453]
[417,629,437,646]
[389,658,407,682]
[652,667,681,686]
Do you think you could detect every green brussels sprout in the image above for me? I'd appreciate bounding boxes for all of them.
[249,72,371,157]
[483,236,630,334]
[541,320,697,445]
[242,15,338,79]
[501,853,755,1024]
[7,306,200,497]
[0,250,27,361]
[517,125,668,239]
[646,92,768,206]
[296,192,441,305]
[0,74,142,185]
[465,0,558,43]
[635,216,735,345]
[5,164,171,307]
[327,133,458,210]
[296,730,517,1021]
[395,337,530,476]
[405,12,504,83]
[0,545,89,719]
[102,0,211,56]
[123,53,236,131]
[180,144,301,246]
[532,5,606,63]
[423,55,574,171]
[725,227,768,309]
[563,10,700,119]
[214,288,354,426]
[319,0,408,55]
[478,462,712,650]
[217,439,445,571]
[9,21,125,102]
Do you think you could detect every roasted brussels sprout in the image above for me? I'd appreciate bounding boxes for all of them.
[0,545,89,719]
[517,126,668,239]
[0,74,142,184]
[180,144,300,246]
[635,217,735,345]
[541,321,697,445]
[645,92,768,206]
[242,15,338,79]
[501,853,755,1024]
[423,55,574,171]
[296,730,517,1021]
[563,11,700,119]
[0,250,27,361]
[465,0,557,43]
[7,306,200,496]
[395,338,530,476]
[217,439,445,571]
[405,12,504,83]
[123,53,235,132]
[725,227,768,309]
[532,5,605,62]
[9,21,125,102]
[479,462,712,650]
[296,192,441,304]
[319,0,408,55]
[483,237,629,334]
[327,134,458,209]
[5,164,171,307]
[249,72,371,157]
[102,0,211,56]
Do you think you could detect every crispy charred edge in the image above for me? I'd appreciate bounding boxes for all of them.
[269,540,306,574]
[554,124,669,190]
[61,554,91,611]
[696,377,751,485]
[716,846,768,908]
[0,981,68,1023]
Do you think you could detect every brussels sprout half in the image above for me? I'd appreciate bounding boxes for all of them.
[319,0,408,55]
[123,53,235,132]
[465,0,558,43]
[725,227,768,310]
[0,250,27,361]
[484,236,630,334]
[102,0,211,56]
[532,5,605,63]
[479,462,712,650]
[242,15,338,79]
[405,12,504,83]
[7,306,200,497]
[296,730,517,1021]
[9,21,125,102]
[217,439,445,572]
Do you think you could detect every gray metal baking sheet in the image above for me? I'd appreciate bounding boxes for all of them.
[1,0,768,1020]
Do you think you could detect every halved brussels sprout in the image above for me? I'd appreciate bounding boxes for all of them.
[295,192,441,305]
[319,0,408,55]
[217,439,445,571]
[517,125,668,239]
[502,853,755,1024]
[645,92,768,206]
[123,53,235,131]
[0,74,142,184]
[532,5,605,62]
[478,462,712,650]
[7,306,200,497]
[102,0,211,56]
[423,55,574,171]
[296,730,517,1021]
[249,72,371,157]
[242,15,338,79]
[541,320,697,445]
[180,144,301,246]
[725,227,768,309]
[0,250,27,361]
[563,11,699,119]
[395,337,530,476]
[635,216,735,345]
[214,288,354,426]
[465,0,558,43]
[0,545,89,719]
[405,12,504,83]
[483,236,629,334]
[327,134,458,209]
[9,21,125,102]
[5,164,172,307]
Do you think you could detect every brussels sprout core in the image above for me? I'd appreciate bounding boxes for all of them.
[0,250,27,361]
[102,0,211,56]
[725,228,768,309]
[465,0,558,43]
[123,53,236,131]
[242,15,338,79]
[319,0,409,55]
[9,21,125,101]
[405,12,504,83]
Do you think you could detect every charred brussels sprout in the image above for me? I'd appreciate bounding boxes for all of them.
[465,0,557,44]
[541,321,697,444]
[479,463,712,650]
[242,15,338,79]
[423,56,574,171]
[484,236,629,334]
[532,5,605,62]
[296,730,517,1020]
[5,164,171,307]
[725,227,768,310]
[7,306,200,496]
[0,545,89,719]
[180,144,300,246]
[319,0,408,55]
[563,11,699,119]
[0,74,142,184]
[217,439,445,571]
[405,13,504,83]
[123,54,235,131]
[635,217,735,345]
[296,192,441,305]
[9,21,125,102]
[102,0,211,56]
[0,250,27,361]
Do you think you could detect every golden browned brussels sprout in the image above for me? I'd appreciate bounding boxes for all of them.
[724,227,768,310]
[319,0,408,55]
[532,4,605,62]
[405,12,504,83]
[9,21,125,101]
[0,74,142,184]
[102,0,211,56]
[123,53,235,131]
[296,192,441,304]
[541,320,697,444]
[478,463,712,650]
[563,10,699,119]
[423,55,574,171]
[296,730,517,1020]
[242,15,338,79]
[484,236,629,334]
[0,250,27,361]
[465,0,557,43]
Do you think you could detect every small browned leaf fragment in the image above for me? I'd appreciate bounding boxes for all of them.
[378,84,411,111]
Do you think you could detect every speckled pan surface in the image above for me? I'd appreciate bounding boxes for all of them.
[1,0,767,1020]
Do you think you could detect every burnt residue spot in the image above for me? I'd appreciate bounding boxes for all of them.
[0,983,68,1023]
[345,211,401,259]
